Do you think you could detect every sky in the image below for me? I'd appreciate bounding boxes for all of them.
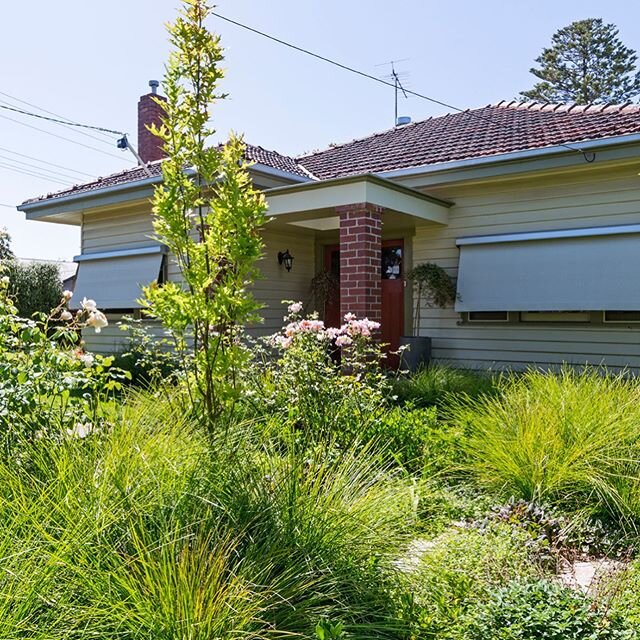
[1,1,639,261]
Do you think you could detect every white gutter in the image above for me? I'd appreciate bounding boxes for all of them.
[378,133,640,179]
[19,163,311,214]
[18,173,169,212]
[457,222,640,246]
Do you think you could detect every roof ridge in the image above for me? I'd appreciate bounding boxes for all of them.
[493,100,640,114]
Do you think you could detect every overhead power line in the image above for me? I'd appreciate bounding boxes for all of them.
[0,112,134,163]
[0,145,95,178]
[0,90,118,145]
[0,102,124,136]
[0,152,84,182]
[211,11,595,161]
[0,161,71,186]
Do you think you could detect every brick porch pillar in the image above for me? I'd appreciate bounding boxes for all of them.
[337,203,382,324]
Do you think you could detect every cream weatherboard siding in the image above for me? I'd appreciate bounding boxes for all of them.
[78,206,315,354]
[412,165,640,370]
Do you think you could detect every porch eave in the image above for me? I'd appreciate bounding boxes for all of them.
[263,173,452,225]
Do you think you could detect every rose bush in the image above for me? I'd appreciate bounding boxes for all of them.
[247,302,398,441]
[0,274,129,453]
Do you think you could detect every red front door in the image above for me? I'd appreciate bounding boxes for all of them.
[381,240,405,362]
[323,240,405,362]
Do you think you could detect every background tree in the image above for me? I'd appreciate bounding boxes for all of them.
[521,19,640,104]
[0,228,14,262]
[5,261,62,319]
[0,229,62,317]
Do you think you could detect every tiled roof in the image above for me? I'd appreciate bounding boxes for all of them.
[21,102,640,206]
[21,143,310,205]
[298,101,640,179]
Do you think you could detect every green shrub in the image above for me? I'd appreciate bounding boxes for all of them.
[602,558,640,630]
[393,364,497,408]
[248,304,392,439]
[465,578,633,639]
[451,368,640,522]
[360,406,440,472]
[355,405,469,477]
[406,523,540,638]
[114,317,183,387]
[0,276,128,451]
[5,260,62,319]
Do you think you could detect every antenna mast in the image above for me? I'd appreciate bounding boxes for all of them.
[376,59,410,127]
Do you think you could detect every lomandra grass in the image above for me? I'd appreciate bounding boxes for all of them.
[0,388,417,639]
[393,363,497,408]
[450,368,640,523]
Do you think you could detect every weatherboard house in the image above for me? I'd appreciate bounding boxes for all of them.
[17,85,640,371]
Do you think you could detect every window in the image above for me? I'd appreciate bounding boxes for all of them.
[72,246,166,310]
[603,311,640,323]
[381,245,402,280]
[455,224,640,313]
[520,312,590,323]
[467,311,509,322]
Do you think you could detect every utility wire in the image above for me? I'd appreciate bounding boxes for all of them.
[0,102,124,136]
[0,153,84,182]
[212,11,595,161]
[0,90,117,145]
[0,112,134,163]
[0,162,71,186]
[0,203,15,209]
[0,145,95,178]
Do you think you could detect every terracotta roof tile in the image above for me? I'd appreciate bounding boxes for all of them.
[22,102,640,206]
[297,101,640,179]
[21,143,309,205]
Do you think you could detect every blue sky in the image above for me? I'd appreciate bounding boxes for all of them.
[1,1,639,260]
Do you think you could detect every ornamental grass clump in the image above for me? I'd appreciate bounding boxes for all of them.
[0,388,419,638]
[451,368,640,523]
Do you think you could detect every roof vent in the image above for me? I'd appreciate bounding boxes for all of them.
[149,79,160,95]
[396,116,411,126]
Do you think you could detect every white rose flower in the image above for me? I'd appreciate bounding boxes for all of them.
[60,310,73,321]
[79,352,95,367]
[87,310,108,333]
[81,297,97,312]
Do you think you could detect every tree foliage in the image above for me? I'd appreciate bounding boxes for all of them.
[521,19,640,104]
[0,228,14,262]
[5,261,63,319]
[143,0,267,431]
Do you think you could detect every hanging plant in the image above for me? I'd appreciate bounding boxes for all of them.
[406,263,456,335]
[310,269,339,312]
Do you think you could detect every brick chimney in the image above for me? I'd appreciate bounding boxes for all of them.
[137,80,167,163]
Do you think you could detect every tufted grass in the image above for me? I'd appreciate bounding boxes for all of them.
[0,388,417,639]
[450,368,640,525]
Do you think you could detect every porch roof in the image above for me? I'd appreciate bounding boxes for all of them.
[264,174,452,227]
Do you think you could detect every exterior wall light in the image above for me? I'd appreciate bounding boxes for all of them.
[278,249,294,272]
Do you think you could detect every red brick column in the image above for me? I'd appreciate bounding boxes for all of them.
[337,203,382,324]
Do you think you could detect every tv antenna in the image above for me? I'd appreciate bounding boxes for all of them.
[376,58,411,127]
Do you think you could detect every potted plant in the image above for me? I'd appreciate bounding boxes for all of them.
[400,262,456,370]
